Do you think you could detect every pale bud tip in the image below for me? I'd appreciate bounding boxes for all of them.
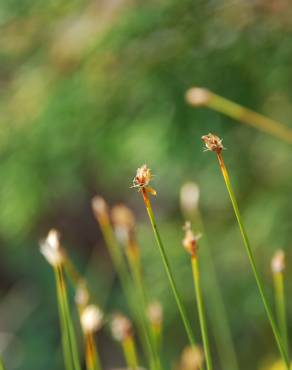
[111,313,132,341]
[271,249,285,273]
[111,205,135,246]
[81,305,103,334]
[179,345,204,370]
[147,301,163,326]
[180,182,200,216]
[75,280,90,307]
[92,196,108,219]
[185,87,211,107]
[182,222,202,256]
[40,229,64,267]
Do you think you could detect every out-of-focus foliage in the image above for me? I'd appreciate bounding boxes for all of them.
[0,0,292,369]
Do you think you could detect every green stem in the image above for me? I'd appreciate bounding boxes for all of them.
[217,152,290,370]
[85,333,102,370]
[189,88,292,144]
[141,188,197,348]
[0,357,5,370]
[194,211,239,370]
[98,218,157,370]
[274,271,289,356]
[54,266,74,370]
[122,336,139,370]
[191,256,213,370]
[127,247,161,370]
[57,266,82,370]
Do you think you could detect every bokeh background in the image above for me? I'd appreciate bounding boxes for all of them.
[1,0,292,369]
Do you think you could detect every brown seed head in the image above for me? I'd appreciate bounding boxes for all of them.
[133,164,152,189]
[185,87,211,107]
[201,133,223,154]
[179,345,204,370]
[147,301,163,327]
[271,249,285,273]
[111,313,133,341]
[182,222,202,256]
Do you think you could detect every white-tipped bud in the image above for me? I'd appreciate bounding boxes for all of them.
[182,222,202,257]
[180,182,200,217]
[81,305,103,334]
[147,301,163,327]
[179,345,204,370]
[111,313,132,341]
[75,280,90,308]
[185,87,211,107]
[92,196,109,223]
[271,249,285,273]
[111,205,135,246]
[40,229,65,267]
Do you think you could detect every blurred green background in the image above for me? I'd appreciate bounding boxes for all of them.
[1,0,292,369]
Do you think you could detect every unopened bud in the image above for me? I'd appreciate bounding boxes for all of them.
[179,345,204,370]
[92,196,109,224]
[147,301,163,327]
[40,229,65,267]
[180,182,200,217]
[182,222,202,257]
[185,87,211,107]
[111,313,132,341]
[81,305,103,334]
[271,249,285,273]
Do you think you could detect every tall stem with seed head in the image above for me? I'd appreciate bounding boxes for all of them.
[186,87,292,144]
[201,133,290,369]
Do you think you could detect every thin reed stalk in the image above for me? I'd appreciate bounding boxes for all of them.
[131,166,198,350]
[180,182,239,370]
[201,133,290,370]
[186,87,292,144]
[271,250,289,356]
[0,357,5,370]
[122,335,139,370]
[85,333,102,370]
[92,197,158,370]
[183,222,213,370]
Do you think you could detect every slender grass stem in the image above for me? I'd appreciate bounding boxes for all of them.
[96,211,157,370]
[85,333,102,370]
[273,271,289,356]
[195,211,239,370]
[216,151,290,370]
[187,87,292,144]
[56,265,81,370]
[191,255,213,370]
[0,357,5,370]
[126,245,161,370]
[141,188,197,348]
[54,266,74,370]
[122,335,139,370]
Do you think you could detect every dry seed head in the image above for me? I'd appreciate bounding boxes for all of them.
[75,280,90,308]
[179,345,204,370]
[185,87,211,107]
[182,222,202,256]
[111,204,135,246]
[133,164,152,189]
[147,301,163,326]
[201,133,224,154]
[40,229,65,267]
[271,249,285,273]
[81,304,103,334]
[92,196,109,223]
[180,182,200,217]
[111,313,132,341]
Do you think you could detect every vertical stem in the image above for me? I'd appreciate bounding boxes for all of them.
[57,266,81,370]
[195,211,239,370]
[273,271,289,356]
[122,335,139,370]
[85,333,102,370]
[54,266,74,370]
[126,240,161,370]
[98,218,157,370]
[217,152,290,370]
[191,256,213,370]
[0,357,5,370]
[141,188,197,348]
